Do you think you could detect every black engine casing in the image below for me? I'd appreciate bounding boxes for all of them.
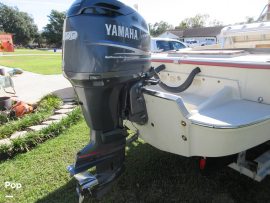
[63,0,151,131]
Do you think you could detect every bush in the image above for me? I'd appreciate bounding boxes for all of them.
[0,112,9,124]
[38,94,62,110]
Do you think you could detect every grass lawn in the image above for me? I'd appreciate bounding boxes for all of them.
[1,119,270,203]
[2,49,59,55]
[0,120,89,203]
[0,49,62,75]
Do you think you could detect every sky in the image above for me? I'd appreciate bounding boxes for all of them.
[1,0,269,31]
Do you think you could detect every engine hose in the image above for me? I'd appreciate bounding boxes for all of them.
[154,67,201,93]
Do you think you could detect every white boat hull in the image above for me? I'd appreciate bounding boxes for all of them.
[126,87,270,157]
[126,50,270,157]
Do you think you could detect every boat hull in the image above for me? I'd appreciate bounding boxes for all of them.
[126,51,270,157]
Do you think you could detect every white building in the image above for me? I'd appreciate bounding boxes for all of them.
[158,30,184,41]
[158,26,224,44]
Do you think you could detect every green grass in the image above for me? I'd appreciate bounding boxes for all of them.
[0,108,82,160]
[0,55,62,75]
[0,95,62,139]
[0,120,88,203]
[2,49,59,55]
[0,49,62,75]
[1,119,270,203]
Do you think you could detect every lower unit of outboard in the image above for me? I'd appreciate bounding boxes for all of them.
[63,0,151,200]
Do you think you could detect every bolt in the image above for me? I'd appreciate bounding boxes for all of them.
[258,97,263,103]
[181,121,186,126]
[182,135,187,141]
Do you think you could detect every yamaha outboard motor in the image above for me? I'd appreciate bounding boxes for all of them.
[63,0,160,201]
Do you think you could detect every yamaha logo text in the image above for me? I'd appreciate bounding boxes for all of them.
[105,24,138,40]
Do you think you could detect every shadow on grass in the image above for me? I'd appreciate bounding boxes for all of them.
[36,179,78,203]
[37,141,270,203]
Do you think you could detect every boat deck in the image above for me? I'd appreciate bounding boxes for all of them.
[149,86,270,128]
[188,99,270,128]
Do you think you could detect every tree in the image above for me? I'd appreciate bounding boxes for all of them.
[0,3,38,45]
[175,14,209,29]
[234,16,255,25]
[34,33,46,48]
[149,21,174,37]
[208,19,223,27]
[42,10,66,47]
